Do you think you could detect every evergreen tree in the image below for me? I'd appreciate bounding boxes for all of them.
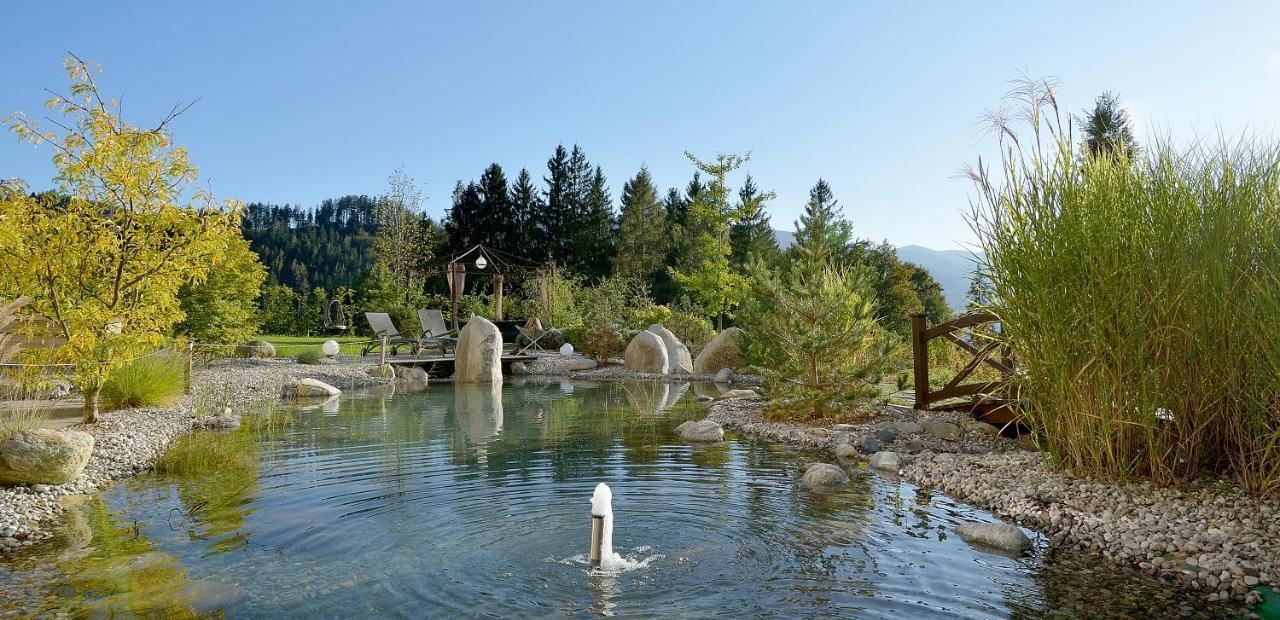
[475,162,512,249]
[729,174,780,270]
[615,167,668,283]
[510,168,542,245]
[1081,91,1138,160]
[540,144,574,264]
[669,151,752,329]
[570,165,616,280]
[444,180,485,256]
[792,179,855,265]
[905,262,952,325]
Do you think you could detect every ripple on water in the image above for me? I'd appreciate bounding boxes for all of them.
[0,381,1236,618]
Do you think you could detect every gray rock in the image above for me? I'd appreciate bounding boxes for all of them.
[456,316,503,383]
[295,378,341,398]
[647,324,693,373]
[713,368,734,384]
[860,435,883,454]
[898,439,930,454]
[676,419,724,443]
[696,394,713,402]
[869,451,901,471]
[559,355,598,371]
[922,420,962,440]
[509,361,529,375]
[895,420,923,435]
[624,330,670,374]
[717,389,761,401]
[835,442,859,459]
[801,463,849,489]
[30,484,51,493]
[234,340,276,358]
[394,366,430,391]
[955,521,1032,554]
[872,428,897,443]
[693,327,746,374]
[0,429,94,485]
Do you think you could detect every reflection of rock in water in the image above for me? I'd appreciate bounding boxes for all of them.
[692,381,728,401]
[619,380,690,415]
[455,383,504,442]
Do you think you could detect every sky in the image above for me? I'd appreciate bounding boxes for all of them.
[4,1,1280,250]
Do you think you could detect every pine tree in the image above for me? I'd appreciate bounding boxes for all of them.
[569,165,616,281]
[668,151,752,329]
[1081,91,1138,160]
[729,174,779,270]
[510,168,542,248]
[615,167,668,282]
[444,180,485,256]
[476,163,512,249]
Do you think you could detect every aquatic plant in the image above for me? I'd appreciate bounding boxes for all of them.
[969,76,1280,494]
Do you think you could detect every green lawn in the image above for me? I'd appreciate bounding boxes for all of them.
[256,334,367,356]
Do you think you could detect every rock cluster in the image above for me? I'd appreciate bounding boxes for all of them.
[622,324,695,375]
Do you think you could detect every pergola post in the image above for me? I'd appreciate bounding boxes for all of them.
[494,275,504,320]
[446,261,466,331]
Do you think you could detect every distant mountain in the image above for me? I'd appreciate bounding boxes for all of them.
[896,245,982,311]
[771,230,979,311]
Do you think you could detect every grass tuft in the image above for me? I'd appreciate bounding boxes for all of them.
[101,351,187,411]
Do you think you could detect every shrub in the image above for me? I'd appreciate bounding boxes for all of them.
[100,351,187,410]
[294,349,322,365]
[970,77,1280,494]
[740,257,897,422]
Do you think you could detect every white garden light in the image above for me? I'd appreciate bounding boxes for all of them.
[475,255,487,270]
[322,339,340,357]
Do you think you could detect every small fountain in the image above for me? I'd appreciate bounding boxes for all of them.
[589,483,615,566]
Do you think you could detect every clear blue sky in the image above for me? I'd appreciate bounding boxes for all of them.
[4,1,1280,250]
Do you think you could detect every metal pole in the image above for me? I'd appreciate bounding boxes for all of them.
[588,514,604,566]
[380,335,388,367]
[185,341,194,395]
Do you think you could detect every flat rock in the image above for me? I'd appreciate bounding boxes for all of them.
[624,330,670,374]
[717,389,761,400]
[922,420,962,440]
[647,324,693,373]
[676,419,724,443]
[0,429,93,485]
[801,463,849,489]
[295,378,341,398]
[693,328,746,374]
[955,522,1032,554]
[869,451,901,472]
[456,316,503,383]
[234,340,276,358]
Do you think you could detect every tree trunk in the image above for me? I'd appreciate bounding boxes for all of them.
[83,385,100,424]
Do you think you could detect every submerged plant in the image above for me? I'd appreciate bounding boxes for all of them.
[969,76,1280,495]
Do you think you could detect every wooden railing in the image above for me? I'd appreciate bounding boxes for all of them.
[909,311,1015,423]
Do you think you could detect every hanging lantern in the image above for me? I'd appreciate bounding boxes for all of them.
[475,255,488,270]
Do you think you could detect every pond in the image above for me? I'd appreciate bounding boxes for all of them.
[0,379,1221,617]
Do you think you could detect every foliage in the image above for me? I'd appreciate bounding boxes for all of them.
[156,428,256,475]
[375,167,435,304]
[906,262,953,325]
[241,195,378,292]
[294,349,322,364]
[615,167,669,283]
[1,56,239,422]
[668,151,753,329]
[176,231,267,344]
[101,351,187,411]
[257,284,302,335]
[790,179,858,265]
[1080,91,1138,161]
[969,76,1280,494]
[729,174,780,270]
[741,254,897,422]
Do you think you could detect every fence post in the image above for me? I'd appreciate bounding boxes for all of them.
[379,336,388,368]
[185,341,194,395]
[910,313,929,410]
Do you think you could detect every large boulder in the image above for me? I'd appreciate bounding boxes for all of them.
[0,429,94,485]
[624,331,669,374]
[955,522,1032,554]
[869,451,902,472]
[676,419,724,443]
[693,328,746,374]
[456,316,503,383]
[394,366,429,392]
[800,463,849,489]
[295,378,341,398]
[647,324,692,373]
[234,340,276,359]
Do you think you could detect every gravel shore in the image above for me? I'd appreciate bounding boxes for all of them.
[706,396,1278,612]
[0,357,386,550]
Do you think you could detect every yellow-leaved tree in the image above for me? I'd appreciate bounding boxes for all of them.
[0,55,241,422]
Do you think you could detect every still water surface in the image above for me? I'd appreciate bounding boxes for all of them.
[0,379,1220,617]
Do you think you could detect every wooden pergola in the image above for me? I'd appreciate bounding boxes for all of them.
[438,245,548,331]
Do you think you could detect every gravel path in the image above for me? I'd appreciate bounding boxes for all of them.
[0,357,386,551]
[705,396,1278,611]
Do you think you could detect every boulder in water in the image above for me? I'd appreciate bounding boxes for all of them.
[647,324,692,373]
[869,451,901,472]
[295,378,341,398]
[624,330,669,374]
[800,463,849,489]
[676,419,724,443]
[456,316,503,383]
[955,522,1032,554]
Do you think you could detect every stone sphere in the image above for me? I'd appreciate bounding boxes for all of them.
[322,340,340,356]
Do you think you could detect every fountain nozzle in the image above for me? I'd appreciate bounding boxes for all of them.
[589,483,613,567]
[589,513,605,566]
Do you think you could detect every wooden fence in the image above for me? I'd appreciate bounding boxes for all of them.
[909,312,1016,425]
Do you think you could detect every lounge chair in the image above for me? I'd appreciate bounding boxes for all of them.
[361,312,419,356]
[416,309,459,355]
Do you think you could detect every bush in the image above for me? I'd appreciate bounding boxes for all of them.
[740,257,897,422]
[970,77,1280,494]
[101,351,187,410]
[294,349,322,365]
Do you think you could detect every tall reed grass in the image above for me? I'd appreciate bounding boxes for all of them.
[969,77,1280,495]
